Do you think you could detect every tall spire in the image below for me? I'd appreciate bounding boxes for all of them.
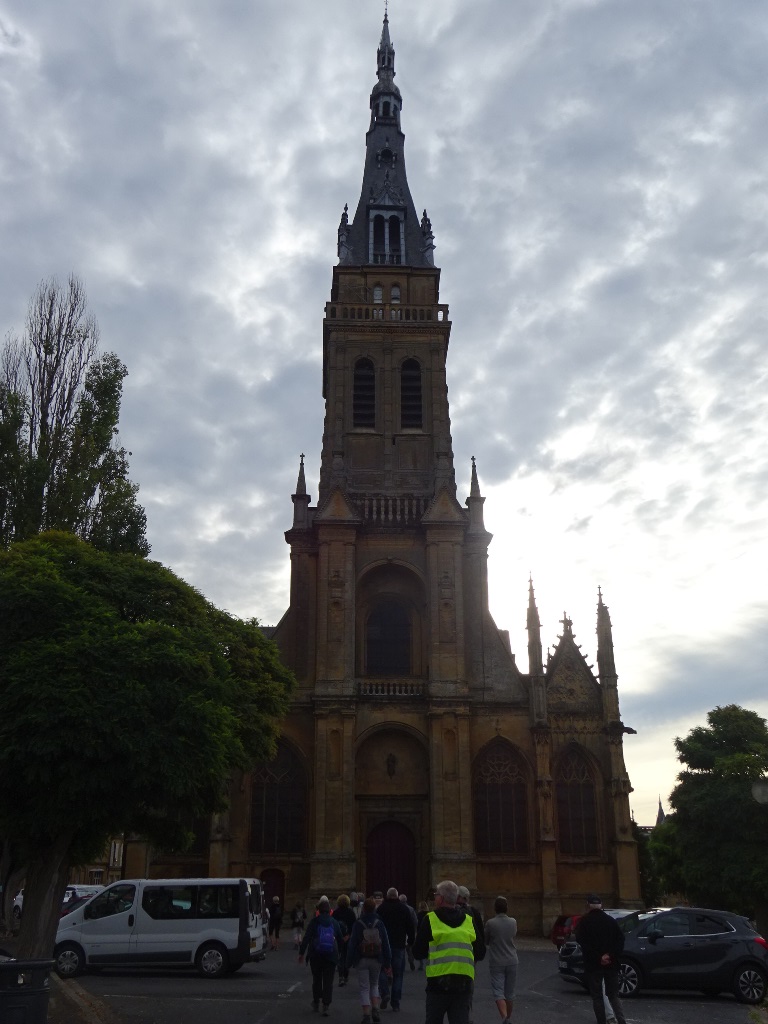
[465,456,487,533]
[291,453,310,529]
[527,576,543,677]
[596,586,616,679]
[337,12,434,268]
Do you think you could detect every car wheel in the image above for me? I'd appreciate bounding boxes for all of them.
[732,964,767,1004]
[55,943,86,979]
[195,941,230,978]
[618,960,641,997]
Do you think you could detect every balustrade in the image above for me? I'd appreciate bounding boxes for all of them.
[358,679,426,697]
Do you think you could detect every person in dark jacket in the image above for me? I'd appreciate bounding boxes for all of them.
[457,886,485,1024]
[412,880,486,1024]
[299,897,347,1016]
[332,893,358,986]
[377,887,416,1010]
[347,896,393,1024]
[268,896,283,951]
[573,894,627,1024]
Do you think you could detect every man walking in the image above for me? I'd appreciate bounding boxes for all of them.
[412,879,485,1024]
[574,894,627,1024]
[377,887,415,1011]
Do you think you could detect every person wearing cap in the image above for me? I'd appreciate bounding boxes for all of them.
[573,895,627,1024]
[268,895,283,951]
[411,879,484,1024]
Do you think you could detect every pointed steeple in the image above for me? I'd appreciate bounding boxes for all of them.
[465,456,487,533]
[527,576,543,677]
[656,796,666,826]
[295,453,307,495]
[338,12,434,268]
[596,586,616,679]
[291,453,311,529]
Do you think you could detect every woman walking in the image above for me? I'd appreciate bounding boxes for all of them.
[484,895,518,1024]
[291,901,307,950]
[346,896,392,1024]
[299,897,347,1016]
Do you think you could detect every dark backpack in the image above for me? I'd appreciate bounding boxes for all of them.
[314,922,337,956]
[361,924,382,957]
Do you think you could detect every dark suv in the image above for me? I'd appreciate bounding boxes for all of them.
[558,907,768,1004]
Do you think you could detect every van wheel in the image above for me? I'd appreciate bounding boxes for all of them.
[195,942,230,978]
[55,943,86,979]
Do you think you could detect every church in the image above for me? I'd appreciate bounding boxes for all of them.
[138,12,641,933]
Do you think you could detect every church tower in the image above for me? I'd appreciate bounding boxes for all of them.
[176,12,641,932]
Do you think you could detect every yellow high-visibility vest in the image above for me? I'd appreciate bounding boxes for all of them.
[425,911,476,980]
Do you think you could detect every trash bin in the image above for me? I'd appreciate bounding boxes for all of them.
[0,958,55,1023]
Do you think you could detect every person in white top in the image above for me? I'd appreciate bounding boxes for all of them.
[483,896,518,1024]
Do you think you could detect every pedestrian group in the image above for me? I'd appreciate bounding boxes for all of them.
[279,880,521,1024]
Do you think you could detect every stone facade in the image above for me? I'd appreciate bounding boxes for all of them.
[128,13,641,934]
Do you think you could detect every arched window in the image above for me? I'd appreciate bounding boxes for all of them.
[366,600,411,675]
[400,358,422,429]
[250,743,307,855]
[473,741,530,855]
[555,750,599,856]
[373,284,383,303]
[391,285,401,304]
[353,358,376,428]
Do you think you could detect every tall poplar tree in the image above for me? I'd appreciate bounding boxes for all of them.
[0,275,149,555]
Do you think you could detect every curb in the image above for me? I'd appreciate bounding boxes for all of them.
[51,974,118,1024]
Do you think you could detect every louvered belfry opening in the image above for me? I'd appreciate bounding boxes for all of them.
[353,357,376,427]
[400,358,422,428]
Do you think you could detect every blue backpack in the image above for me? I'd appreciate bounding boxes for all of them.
[314,922,336,956]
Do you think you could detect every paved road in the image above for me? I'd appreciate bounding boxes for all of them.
[67,943,754,1024]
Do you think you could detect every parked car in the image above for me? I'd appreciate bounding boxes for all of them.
[549,914,581,948]
[12,884,103,920]
[558,906,768,1004]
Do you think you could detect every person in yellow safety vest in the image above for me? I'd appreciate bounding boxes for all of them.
[411,880,486,1024]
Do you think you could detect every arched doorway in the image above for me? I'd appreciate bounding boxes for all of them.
[366,821,416,901]
[261,867,285,908]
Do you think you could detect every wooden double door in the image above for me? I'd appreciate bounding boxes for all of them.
[365,820,418,902]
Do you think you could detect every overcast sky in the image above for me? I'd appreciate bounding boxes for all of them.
[2,0,767,825]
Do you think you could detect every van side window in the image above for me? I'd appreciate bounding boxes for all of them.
[88,884,136,919]
[142,885,196,919]
[199,884,239,918]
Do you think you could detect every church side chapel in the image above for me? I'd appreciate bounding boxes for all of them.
[134,11,641,933]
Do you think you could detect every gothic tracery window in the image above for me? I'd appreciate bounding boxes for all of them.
[473,742,530,856]
[555,750,599,856]
[250,743,307,855]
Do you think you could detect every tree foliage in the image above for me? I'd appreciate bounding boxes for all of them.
[0,275,149,555]
[649,705,768,919]
[0,532,295,956]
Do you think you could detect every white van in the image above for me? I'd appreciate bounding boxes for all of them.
[55,877,266,978]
